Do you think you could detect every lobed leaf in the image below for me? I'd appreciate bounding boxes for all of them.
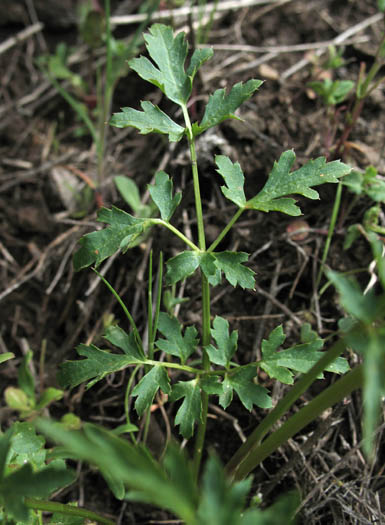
[132,365,171,416]
[192,79,263,135]
[248,150,351,216]
[260,324,349,384]
[205,316,238,367]
[170,380,202,438]
[156,312,199,364]
[130,24,190,105]
[215,155,246,207]
[73,206,152,270]
[211,252,255,289]
[220,366,272,411]
[58,343,142,389]
[148,171,182,221]
[110,102,185,142]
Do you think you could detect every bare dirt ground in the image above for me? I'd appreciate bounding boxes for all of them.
[1,1,385,523]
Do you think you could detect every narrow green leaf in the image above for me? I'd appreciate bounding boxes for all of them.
[205,316,238,367]
[148,171,182,221]
[0,352,14,364]
[362,328,385,456]
[228,366,272,411]
[193,79,263,135]
[104,325,145,361]
[58,344,139,389]
[130,24,190,105]
[132,365,171,416]
[248,150,351,216]
[215,155,246,207]
[165,251,200,285]
[110,102,185,142]
[170,380,202,438]
[379,0,385,12]
[73,206,151,270]
[212,251,255,289]
[114,176,146,214]
[18,350,35,400]
[156,312,199,364]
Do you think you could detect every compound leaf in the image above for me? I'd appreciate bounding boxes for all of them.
[110,102,185,142]
[211,252,255,289]
[205,316,238,367]
[73,206,151,270]
[165,251,200,285]
[248,150,351,216]
[58,344,141,389]
[215,155,246,207]
[149,171,182,221]
[132,365,171,416]
[260,324,349,384]
[170,380,202,438]
[221,366,272,411]
[156,312,199,364]
[193,79,263,135]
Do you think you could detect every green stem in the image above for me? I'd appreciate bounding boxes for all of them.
[92,268,142,348]
[182,106,206,251]
[315,180,342,288]
[181,104,210,479]
[208,207,244,253]
[152,219,199,251]
[24,498,115,525]
[231,364,363,480]
[226,337,347,476]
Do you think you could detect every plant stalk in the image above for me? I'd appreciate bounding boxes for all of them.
[182,104,211,479]
[231,364,363,480]
[226,337,347,476]
[24,498,115,525]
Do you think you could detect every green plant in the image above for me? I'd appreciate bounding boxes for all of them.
[44,22,357,515]
[12,22,383,523]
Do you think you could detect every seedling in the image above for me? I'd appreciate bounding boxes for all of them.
[8,21,382,524]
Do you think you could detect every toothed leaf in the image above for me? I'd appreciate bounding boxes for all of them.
[110,102,185,142]
[248,150,351,216]
[215,155,246,207]
[193,79,263,135]
[156,312,199,364]
[170,380,202,438]
[73,206,151,270]
[148,171,182,221]
[132,365,171,416]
